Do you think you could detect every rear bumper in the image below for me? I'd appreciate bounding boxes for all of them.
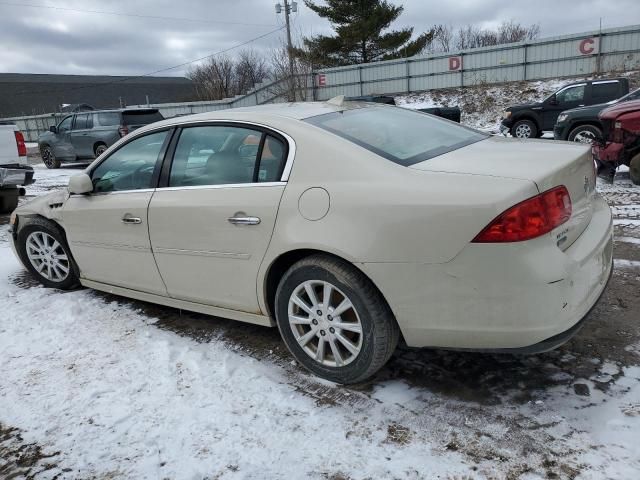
[360,195,614,350]
[0,165,34,187]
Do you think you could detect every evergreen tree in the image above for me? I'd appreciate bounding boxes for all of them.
[301,0,434,67]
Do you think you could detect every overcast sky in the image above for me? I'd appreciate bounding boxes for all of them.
[0,0,638,77]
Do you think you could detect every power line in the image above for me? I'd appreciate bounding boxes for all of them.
[11,26,286,97]
[0,1,277,27]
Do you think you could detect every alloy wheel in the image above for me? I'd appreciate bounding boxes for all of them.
[25,231,70,283]
[514,124,532,138]
[41,147,54,167]
[573,130,596,144]
[287,280,363,367]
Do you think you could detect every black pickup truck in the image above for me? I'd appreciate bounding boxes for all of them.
[500,78,630,139]
[553,87,640,143]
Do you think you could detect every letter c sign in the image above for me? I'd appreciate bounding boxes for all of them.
[579,38,596,55]
[449,56,462,71]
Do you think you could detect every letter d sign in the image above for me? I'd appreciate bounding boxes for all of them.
[449,56,462,71]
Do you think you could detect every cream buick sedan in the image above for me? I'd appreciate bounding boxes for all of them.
[9,100,613,383]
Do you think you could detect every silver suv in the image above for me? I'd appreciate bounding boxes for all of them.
[37,108,164,168]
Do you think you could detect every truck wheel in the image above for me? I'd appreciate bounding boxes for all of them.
[41,145,60,169]
[568,125,602,144]
[630,153,640,186]
[0,189,19,214]
[94,143,108,157]
[511,119,537,139]
[15,217,80,290]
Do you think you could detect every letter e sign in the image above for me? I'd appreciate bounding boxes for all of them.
[317,74,326,87]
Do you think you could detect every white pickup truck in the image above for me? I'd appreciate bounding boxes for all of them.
[0,123,34,213]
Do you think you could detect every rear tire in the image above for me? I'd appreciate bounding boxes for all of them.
[16,217,80,290]
[274,254,399,384]
[568,125,602,144]
[0,189,19,214]
[511,119,538,139]
[94,143,108,158]
[40,145,60,169]
[629,153,640,186]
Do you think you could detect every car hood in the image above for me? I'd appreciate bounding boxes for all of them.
[507,102,542,111]
[599,99,640,120]
[561,102,614,117]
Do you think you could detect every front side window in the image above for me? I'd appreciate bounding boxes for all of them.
[169,126,286,187]
[305,105,487,166]
[556,85,585,104]
[57,116,73,132]
[91,130,168,192]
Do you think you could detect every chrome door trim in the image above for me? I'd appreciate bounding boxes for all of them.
[69,188,156,197]
[157,181,285,192]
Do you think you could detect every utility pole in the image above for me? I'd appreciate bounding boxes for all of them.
[276,1,297,101]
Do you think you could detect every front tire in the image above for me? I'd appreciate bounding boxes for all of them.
[511,119,537,139]
[40,145,60,169]
[568,124,602,144]
[274,254,399,384]
[16,217,80,290]
[629,153,640,186]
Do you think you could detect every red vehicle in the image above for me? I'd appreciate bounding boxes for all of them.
[592,99,640,184]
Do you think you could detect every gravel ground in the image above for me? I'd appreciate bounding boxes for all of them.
[0,152,638,479]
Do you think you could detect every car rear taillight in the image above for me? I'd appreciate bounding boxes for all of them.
[472,186,572,243]
[118,125,129,137]
[14,131,27,157]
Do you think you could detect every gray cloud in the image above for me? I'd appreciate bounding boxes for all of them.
[0,0,638,76]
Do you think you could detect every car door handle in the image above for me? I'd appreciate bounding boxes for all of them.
[122,216,142,224]
[228,216,261,225]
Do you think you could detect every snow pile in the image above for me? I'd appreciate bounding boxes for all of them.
[396,71,640,132]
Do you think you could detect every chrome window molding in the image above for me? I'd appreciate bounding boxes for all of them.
[91,120,297,183]
[70,188,156,197]
[157,181,286,192]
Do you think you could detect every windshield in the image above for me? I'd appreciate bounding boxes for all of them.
[305,105,487,166]
[620,88,640,102]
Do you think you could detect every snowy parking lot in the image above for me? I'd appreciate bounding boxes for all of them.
[1,161,639,479]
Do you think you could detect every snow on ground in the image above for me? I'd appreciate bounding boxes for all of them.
[2,110,640,479]
[25,163,88,196]
[396,72,640,132]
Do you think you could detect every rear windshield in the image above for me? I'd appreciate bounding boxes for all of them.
[122,110,164,126]
[305,105,487,166]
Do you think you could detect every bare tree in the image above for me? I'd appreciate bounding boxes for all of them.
[431,24,454,53]
[452,21,540,51]
[269,42,314,101]
[187,50,270,101]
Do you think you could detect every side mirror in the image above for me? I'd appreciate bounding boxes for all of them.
[68,173,93,195]
[49,125,58,133]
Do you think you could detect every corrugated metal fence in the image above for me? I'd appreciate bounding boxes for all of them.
[4,24,640,141]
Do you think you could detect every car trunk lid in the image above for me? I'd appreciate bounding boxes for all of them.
[410,136,597,250]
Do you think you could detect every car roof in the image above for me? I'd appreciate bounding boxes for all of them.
[136,101,374,133]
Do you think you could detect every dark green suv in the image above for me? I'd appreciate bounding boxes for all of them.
[553,87,640,144]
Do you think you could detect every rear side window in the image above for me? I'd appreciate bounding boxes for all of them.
[592,82,620,103]
[305,105,487,166]
[123,111,164,126]
[168,126,286,187]
[97,112,121,126]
